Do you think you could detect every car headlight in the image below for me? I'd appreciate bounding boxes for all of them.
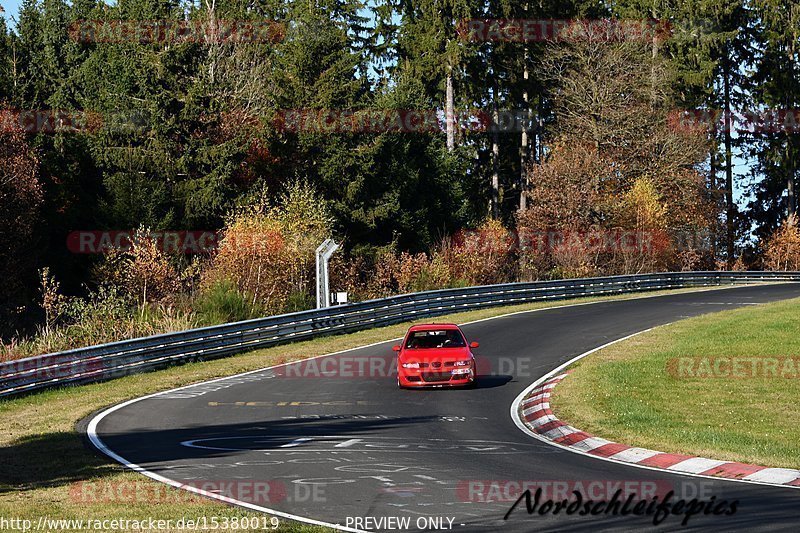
[453,360,472,366]
[401,362,420,369]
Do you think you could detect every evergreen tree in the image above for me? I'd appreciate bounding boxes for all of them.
[745,1,800,243]
[0,15,11,100]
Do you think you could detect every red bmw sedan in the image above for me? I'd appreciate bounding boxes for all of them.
[394,323,478,388]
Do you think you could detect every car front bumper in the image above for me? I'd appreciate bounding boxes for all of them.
[398,367,475,387]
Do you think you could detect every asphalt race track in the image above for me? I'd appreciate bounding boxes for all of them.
[88,284,800,532]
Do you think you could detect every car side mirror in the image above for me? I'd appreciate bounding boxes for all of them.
[392,345,401,352]
[470,341,479,349]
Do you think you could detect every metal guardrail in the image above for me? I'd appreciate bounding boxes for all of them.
[1,271,798,399]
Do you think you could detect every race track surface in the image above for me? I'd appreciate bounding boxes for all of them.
[90,284,800,532]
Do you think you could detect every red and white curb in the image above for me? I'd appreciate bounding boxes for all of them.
[512,333,800,489]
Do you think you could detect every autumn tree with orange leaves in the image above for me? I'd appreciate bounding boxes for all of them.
[202,182,332,314]
[763,215,800,271]
[518,35,717,278]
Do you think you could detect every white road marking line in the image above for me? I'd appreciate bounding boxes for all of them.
[334,438,363,448]
[280,438,312,448]
[412,474,450,485]
[401,509,436,516]
[691,302,761,305]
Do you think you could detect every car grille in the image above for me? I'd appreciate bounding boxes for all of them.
[421,372,453,382]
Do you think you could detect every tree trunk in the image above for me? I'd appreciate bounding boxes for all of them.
[650,0,658,106]
[519,69,529,208]
[446,67,455,152]
[537,96,544,162]
[519,2,530,211]
[491,91,500,219]
[787,28,798,215]
[709,147,718,258]
[723,59,735,265]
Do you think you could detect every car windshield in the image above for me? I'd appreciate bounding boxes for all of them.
[405,329,466,349]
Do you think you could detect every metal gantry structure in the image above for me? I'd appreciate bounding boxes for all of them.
[316,239,340,309]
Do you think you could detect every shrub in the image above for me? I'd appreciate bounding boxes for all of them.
[125,230,181,304]
[396,252,431,293]
[92,228,180,305]
[548,227,602,279]
[763,214,800,271]
[194,278,264,325]
[202,181,332,314]
[329,252,372,301]
[439,219,517,285]
[284,290,314,313]
[366,249,400,297]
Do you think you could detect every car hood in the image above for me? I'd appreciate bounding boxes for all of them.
[399,347,472,362]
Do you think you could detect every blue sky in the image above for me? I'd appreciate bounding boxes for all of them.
[1,1,20,23]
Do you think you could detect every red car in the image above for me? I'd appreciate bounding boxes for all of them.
[394,323,479,388]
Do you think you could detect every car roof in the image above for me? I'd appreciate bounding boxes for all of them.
[408,323,460,332]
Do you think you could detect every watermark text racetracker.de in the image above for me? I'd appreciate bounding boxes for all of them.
[274,354,536,379]
[456,18,671,42]
[668,356,800,379]
[66,230,220,254]
[459,478,719,502]
[2,356,107,383]
[69,479,325,505]
[68,19,285,44]
[669,108,800,134]
[273,108,535,134]
[452,227,713,254]
[0,109,149,134]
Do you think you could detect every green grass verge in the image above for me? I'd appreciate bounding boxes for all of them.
[551,296,800,470]
[0,286,740,531]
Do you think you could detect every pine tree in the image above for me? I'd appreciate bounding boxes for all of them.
[0,16,11,100]
[745,1,800,243]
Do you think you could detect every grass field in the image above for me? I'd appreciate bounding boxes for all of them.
[0,286,740,532]
[551,297,800,470]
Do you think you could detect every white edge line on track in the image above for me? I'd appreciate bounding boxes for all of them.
[509,326,800,492]
[84,282,792,533]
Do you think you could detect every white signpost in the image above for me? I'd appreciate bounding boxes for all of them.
[316,238,340,308]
